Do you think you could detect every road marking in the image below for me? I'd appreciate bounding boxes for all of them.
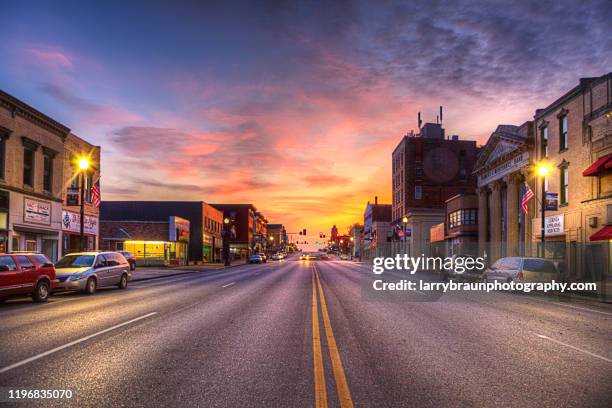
[222,282,236,288]
[312,267,328,408]
[528,297,612,317]
[0,312,158,374]
[314,265,354,408]
[536,334,612,364]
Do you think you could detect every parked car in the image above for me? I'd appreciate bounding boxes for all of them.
[256,253,267,263]
[0,253,57,303]
[339,254,350,260]
[118,251,136,271]
[249,254,265,264]
[482,257,560,284]
[54,252,132,294]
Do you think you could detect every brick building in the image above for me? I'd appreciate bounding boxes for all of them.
[529,73,611,280]
[392,122,478,257]
[363,197,392,258]
[0,89,69,261]
[266,223,287,253]
[61,133,101,255]
[101,201,221,263]
[211,204,267,258]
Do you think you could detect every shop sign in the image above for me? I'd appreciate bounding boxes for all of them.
[478,151,529,186]
[62,210,98,235]
[169,216,190,242]
[545,192,558,211]
[24,198,51,225]
[545,214,564,236]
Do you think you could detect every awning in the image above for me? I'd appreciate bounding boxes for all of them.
[590,225,612,241]
[582,153,612,176]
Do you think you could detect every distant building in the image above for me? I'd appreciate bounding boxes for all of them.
[363,197,392,258]
[211,204,267,258]
[444,193,479,256]
[349,223,363,258]
[392,122,478,256]
[267,223,287,252]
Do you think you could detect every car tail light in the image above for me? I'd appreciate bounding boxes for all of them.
[517,271,524,281]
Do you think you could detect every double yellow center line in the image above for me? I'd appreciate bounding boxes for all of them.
[311,264,353,408]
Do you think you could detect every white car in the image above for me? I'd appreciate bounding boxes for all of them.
[483,257,560,284]
[271,253,284,261]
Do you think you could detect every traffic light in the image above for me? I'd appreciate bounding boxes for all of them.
[299,231,302,235]
[303,229,307,236]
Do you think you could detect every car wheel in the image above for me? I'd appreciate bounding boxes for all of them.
[118,273,128,289]
[84,277,97,295]
[32,280,50,303]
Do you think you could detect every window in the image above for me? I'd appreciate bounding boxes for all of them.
[23,147,35,188]
[560,167,569,205]
[559,115,568,151]
[85,172,93,203]
[43,153,53,193]
[449,209,478,229]
[541,126,548,158]
[0,255,17,271]
[0,135,6,180]
[414,186,422,200]
[16,255,34,268]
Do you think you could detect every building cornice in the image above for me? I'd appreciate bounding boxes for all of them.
[0,89,70,140]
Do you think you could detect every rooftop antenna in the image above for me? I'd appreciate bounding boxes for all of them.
[440,106,443,124]
[418,112,422,129]
[436,115,439,124]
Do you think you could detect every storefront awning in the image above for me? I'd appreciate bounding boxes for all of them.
[590,225,612,241]
[13,224,59,236]
[582,153,612,176]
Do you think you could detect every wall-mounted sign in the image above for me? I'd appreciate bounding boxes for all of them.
[169,216,190,242]
[24,198,51,225]
[62,210,98,235]
[545,192,558,211]
[545,214,564,236]
[430,223,445,243]
[478,151,529,186]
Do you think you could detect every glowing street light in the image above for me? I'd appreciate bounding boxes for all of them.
[77,157,90,251]
[536,161,551,256]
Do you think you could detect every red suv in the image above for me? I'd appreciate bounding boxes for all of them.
[0,253,57,303]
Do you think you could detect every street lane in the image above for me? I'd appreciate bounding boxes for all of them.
[0,258,610,407]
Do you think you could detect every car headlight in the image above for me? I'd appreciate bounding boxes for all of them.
[71,274,88,280]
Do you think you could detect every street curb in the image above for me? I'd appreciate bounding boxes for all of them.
[131,262,246,283]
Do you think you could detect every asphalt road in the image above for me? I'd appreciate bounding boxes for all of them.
[0,257,610,407]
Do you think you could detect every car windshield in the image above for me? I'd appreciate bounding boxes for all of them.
[56,255,95,268]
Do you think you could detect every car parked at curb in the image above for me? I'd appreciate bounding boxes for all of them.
[482,256,560,284]
[0,253,57,303]
[54,251,132,294]
[118,251,136,271]
[256,253,267,263]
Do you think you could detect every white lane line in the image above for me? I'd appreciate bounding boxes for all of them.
[222,282,236,288]
[528,297,612,317]
[0,312,158,374]
[255,272,261,276]
[536,334,612,364]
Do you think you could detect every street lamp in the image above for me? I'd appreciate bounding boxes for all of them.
[537,162,551,258]
[223,217,231,266]
[77,157,90,251]
[402,216,408,255]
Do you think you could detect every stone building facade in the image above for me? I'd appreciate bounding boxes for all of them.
[0,90,69,261]
[473,122,534,263]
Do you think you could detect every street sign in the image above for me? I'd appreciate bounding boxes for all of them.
[545,192,558,211]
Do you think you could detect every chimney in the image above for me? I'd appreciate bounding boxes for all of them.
[375,196,378,205]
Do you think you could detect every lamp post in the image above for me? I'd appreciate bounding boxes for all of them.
[402,216,408,255]
[537,162,550,258]
[78,158,90,251]
[222,217,231,266]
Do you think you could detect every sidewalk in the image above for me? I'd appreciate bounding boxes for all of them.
[130,260,247,282]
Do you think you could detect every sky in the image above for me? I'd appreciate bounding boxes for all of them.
[2,0,611,242]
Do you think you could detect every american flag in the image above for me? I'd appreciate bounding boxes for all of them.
[91,179,101,208]
[521,182,534,214]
